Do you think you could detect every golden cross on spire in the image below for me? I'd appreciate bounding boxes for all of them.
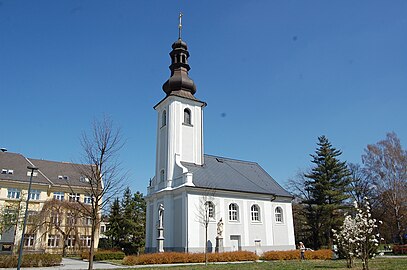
[178,12,183,39]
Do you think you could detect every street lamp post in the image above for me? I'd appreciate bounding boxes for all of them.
[17,165,38,270]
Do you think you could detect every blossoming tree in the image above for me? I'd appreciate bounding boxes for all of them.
[333,199,381,270]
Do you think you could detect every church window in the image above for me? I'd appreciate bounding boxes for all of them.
[162,110,167,127]
[229,203,239,221]
[205,201,215,219]
[160,170,165,182]
[251,204,260,221]
[184,108,191,125]
[275,207,283,223]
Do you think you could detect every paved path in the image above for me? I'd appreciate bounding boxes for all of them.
[0,258,129,270]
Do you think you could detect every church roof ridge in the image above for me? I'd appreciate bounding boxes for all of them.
[203,154,259,165]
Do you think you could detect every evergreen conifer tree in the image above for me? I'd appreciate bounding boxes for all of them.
[120,187,146,254]
[106,197,122,248]
[304,135,351,249]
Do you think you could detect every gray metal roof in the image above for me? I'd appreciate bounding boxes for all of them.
[0,152,51,185]
[0,151,92,187]
[182,154,292,197]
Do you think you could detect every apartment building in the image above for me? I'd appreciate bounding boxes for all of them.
[0,150,101,254]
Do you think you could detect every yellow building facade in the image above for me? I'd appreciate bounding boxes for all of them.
[0,151,101,255]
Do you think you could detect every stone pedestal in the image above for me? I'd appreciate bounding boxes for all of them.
[215,236,223,253]
[157,226,164,253]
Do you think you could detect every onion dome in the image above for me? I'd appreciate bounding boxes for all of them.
[162,38,197,99]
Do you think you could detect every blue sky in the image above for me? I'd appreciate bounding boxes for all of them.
[1,0,406,195]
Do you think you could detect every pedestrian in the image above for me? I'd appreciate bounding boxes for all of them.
[299,242,306,260]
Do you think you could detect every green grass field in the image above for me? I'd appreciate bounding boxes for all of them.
[120,257,407,270]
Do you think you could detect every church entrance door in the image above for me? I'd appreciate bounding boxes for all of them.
[230,235,241,251]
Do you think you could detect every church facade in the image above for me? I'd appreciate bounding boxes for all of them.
[145,31,295,254]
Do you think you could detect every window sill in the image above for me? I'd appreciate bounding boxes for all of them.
[182,123,193,127]
[228,220,240,224]
[251,221,263,225]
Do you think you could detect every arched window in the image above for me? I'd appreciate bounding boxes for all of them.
[184,108,191,125]
[160,170,165,183]
[275,207,283,223]
[161,110,166,127]
[229,203,239,221]
[251,204,260,221]
[205,201,215,219]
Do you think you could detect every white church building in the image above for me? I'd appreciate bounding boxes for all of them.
[145,24,296,254]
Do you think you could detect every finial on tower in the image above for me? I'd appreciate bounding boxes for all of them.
[178,12,183,39]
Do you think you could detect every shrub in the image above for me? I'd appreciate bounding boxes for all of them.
[0,254,62,267]
[81,250,125,261]
[393,245,407,255]
[260,249,332,261]
[123,251,258,265]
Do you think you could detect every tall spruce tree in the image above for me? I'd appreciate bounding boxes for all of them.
[105,197,122,248]
[120,187,146,254]
[304,135,351,249]
[132,191,146,254]
[105,188,146,254]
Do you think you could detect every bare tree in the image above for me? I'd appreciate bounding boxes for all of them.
[362,132,407,244]
[286,169,312,201]
[348,163,376,205]
[71,116,125,270]
[29,199,85,256]
[195,187,216,265]
[285,170,313,247]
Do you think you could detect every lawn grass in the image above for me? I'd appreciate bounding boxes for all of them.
[118,257,407,270]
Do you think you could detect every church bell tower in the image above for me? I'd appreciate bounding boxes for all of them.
[153,13,206,190]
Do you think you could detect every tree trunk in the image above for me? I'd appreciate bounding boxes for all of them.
[88,210,98,270]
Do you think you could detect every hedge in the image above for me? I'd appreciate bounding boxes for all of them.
[0,254,62,268]
[81,250,126,261]
[123,251,259,265]
[260,249,332,260]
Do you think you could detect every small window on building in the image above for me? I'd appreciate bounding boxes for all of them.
[5,208,17,223]
[67,235,76,247]
[47,234,60,247]
[100,225,106,233]
[183,108,191,125]
[84,195,92,204]
[26,171,38,177]
[29,189,41,200]
[53,192,64,201]
[251,204,260,221]
[27,211,37,224]
[66,212,77,225]
[68,193,80,202]
[50,212,59,225]
[162,110,167,127]
[80,176,90,183]
[7,188,21,199]
[83,216,92,226]
[205,201,215,219]
[275,207,284,223]
[229,203,239,221]
[80,235,92,247]
[160,170,165,182]
[24,234,35,247]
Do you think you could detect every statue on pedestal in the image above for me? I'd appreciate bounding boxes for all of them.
[217,218,223,237]
[157,203,165,252]
[215,218,224,253]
